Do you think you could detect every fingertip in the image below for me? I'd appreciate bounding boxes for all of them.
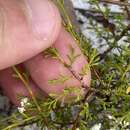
[24,28,91,96]
[0,0,61,70]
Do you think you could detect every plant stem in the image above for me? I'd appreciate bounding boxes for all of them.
[2,116,36,130]
[100,0,130,6]
[12,66,42,112]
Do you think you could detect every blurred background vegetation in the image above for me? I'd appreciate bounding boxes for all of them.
[0,0,130,130]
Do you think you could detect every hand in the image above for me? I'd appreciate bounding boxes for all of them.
[0,0,91,105]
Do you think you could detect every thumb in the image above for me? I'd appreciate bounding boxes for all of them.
[0,0,61,70]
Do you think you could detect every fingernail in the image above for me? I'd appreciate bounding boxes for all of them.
[25,0,56,40]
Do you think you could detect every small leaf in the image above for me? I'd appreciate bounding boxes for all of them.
[67,45,81,66]
[80,64,90,76]
[124,112,130,122]
[48,75,71,85]
[43,47,60,59]
[80,103,89,119]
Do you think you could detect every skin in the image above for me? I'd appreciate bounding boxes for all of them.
[0,0,91,105]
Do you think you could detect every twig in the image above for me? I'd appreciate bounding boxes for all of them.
[12,66,42,112]
[12,66,49,128]
[100,26,129,60]
[2,116,36,130]
[71,89,96,130]
[100,0,130,6]
[76,8,124,16]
